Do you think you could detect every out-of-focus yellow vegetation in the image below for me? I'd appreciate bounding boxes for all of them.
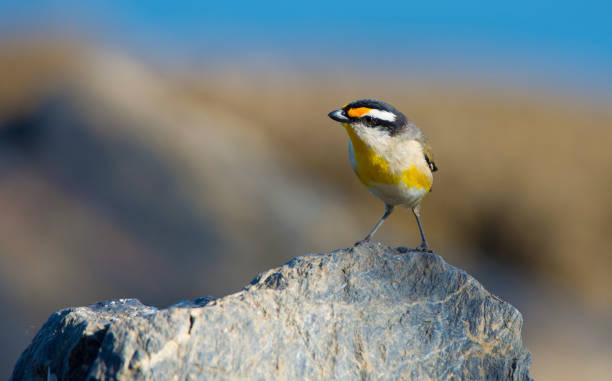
[1,41,611,380]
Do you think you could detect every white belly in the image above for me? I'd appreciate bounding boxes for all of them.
[367,182,427,208]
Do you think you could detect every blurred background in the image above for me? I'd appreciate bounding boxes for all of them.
[1,1,611,379]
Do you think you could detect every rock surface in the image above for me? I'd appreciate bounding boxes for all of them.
[11,243,532,380]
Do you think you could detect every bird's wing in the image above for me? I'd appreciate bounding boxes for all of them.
[422,141,438,172]
[401,120,438,172]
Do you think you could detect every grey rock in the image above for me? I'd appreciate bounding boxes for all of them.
[11,243,532,380]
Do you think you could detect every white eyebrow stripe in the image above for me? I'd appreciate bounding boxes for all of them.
[365,109,396,122]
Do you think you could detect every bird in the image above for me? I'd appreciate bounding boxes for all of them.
[328,99,438,252]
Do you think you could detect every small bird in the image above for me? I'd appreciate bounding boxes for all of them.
[328,99,437,252]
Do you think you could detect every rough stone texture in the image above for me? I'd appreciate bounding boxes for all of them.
[11,243,532,380]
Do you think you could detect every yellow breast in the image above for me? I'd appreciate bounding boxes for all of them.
[344,124,432,191]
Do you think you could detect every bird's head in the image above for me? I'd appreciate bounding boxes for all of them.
[328,99,407,136]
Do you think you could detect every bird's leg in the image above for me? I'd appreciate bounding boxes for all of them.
[355,204,394,246]
[412,206,433,253]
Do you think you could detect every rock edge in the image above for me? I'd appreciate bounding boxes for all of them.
[12,243,532,380]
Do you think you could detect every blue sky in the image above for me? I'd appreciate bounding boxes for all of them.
[1,1,611,96]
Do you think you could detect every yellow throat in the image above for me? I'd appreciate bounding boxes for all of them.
[343,123,432,191]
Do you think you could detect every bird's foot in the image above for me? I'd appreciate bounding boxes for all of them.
[415,244,433,253]
[354,238,371,247]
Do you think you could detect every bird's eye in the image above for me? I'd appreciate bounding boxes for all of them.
[363,116,377,126]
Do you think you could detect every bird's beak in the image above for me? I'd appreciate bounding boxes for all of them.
[328,109,349,122]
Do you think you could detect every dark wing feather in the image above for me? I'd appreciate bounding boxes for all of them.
[423,143,438,172]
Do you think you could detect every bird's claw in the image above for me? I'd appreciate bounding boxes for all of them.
[354,238,371,247]
[415,245,433,253]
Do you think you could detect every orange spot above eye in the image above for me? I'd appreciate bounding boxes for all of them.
[347,107,372,118]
